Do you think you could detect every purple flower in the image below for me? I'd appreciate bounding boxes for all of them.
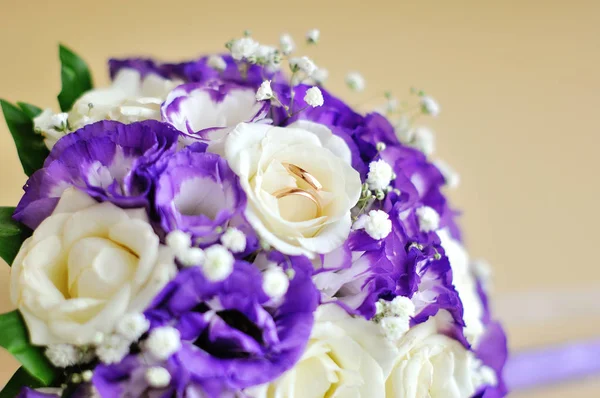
[14,120,180,229]
[16,389,60,398]
[161,81,269,148]
[109,55,285,88]
[94,253,319,397]
[152,144,255,250]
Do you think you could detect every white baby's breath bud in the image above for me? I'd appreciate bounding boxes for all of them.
[376,142,386,152]
[165,230,192,256]
[410,126,435,156]
[220,228,247,253]
[306,29,320,44]
[202,245,234,281]
[45,344,80,368]
[279,33,295,55]
[81,370,93,382]
[380,316,410,341]
[290,56,317,76]
[375,301,386,316]
[255,80,274,101]
[366,159,394,190]
[207,55,227,72]
[96,334,131,364]
[145,327,181,361]
[304,86,324,107]
[353,210,392,240]
[416,206,440,232]
[178,247,205,267]
[345,72,365,92]
[388,296,416,318]
[145,366,172,388]
[420,95,440,117]
[311,68,329,84]
[262,266,290,300]
[230,37,260,61]
[116,313,150,341]
[433,159,460,189]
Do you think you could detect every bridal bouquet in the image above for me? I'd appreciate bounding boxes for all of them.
[0,30,507,397]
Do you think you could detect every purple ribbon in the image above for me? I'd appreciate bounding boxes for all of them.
[505,338,600,391]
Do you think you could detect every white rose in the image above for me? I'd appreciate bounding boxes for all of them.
[224,120,361,257]
[246,303,398,398]
[386,313,488,398]
[68,69,181,131]
[10,188,176,346]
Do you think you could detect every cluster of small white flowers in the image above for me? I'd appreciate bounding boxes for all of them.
[220,227,247,253]
[375,296,416,341]
[96,334,131,364]
[397,126,436,156]
[115,313,150,341]
[202,245,235,281]
[229,37,260,61]
[290,56,317,76]
[207,55,227,72]
[420,95,440,117]
[433,159,460,189]
[145,326,181,361]
[366,159,394,190]
[165,230,205,267]
[145,366,172,388]
[304,86,324,107]
[33,109,70,149]
[353,209,392,240]
[45,344,80,368]
[345,72,365,92]
[262,265,290,300]
[255,80,273,101]
[311,68,329,84]
[306,29,320,44]
[279,33,295,55]
[416,206,440,232]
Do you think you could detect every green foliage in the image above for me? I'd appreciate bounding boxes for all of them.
[0,367,44,398]
[0,207,30,266]
[57,44,93,112]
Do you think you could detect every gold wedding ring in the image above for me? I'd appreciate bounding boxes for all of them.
[281,162,323,191]
[273,187,323,215]
[273,163,324,217]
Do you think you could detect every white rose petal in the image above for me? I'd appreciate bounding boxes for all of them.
[246,304,398,398]
[9,188,177,346]
[303,86,324,107]
[222,121,361,257]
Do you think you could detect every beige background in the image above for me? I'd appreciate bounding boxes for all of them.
[1,0,599,396]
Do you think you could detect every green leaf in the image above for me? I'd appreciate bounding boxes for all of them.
[0,367,44,398]
[0,99,49,176]
[17,102,43,119]
[0,311,57,386]
[57,44,93,112]
[0,207,30,266]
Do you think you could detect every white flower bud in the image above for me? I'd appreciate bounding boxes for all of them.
[115,313,150,342]
[230,37,259,61]
[380,316,410,341]
[202,245,234,281]
[145,366,172,388]
[345,72,365,92]
[366,159,394,190]
[145,327,181,361]
[416,206,440,232]
[434,159,460,189]
[279,33,295,55]
[45,344,80,368]
[306,29,320,44]
[255,80,274,101]
[312,68,329,84]
[262,267,290,300]
[165,230,191,257]
[304,86,324,107]
[178,247,206,267]
[420,95,440,117]
[290,56,317,76]
[96,334,131,364]
[353,210,392,240]
[388,296,416,318]
[207,55,227,72]
[220,228,247,253]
